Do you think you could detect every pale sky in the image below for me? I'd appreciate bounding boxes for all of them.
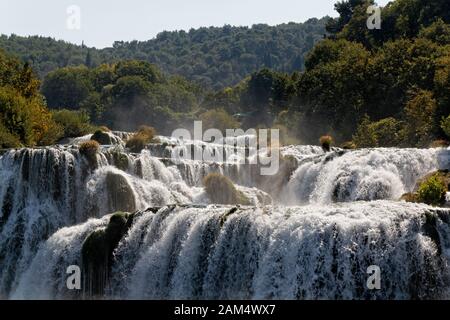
[0,0,390,48]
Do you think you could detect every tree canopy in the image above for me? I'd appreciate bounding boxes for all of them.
[0,19,327,89]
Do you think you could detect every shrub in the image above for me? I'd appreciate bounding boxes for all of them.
[319,135,333,151]
[0,86,47,146]
[430,139,449,148]
[52,109,95,138]
[79,140,100,163]
[441,115,450,139]
[203,173,250,205]
[353,116,402,148]
[403,90,437,147]
[0,51,58,147]
[0,122,21,148]
[38,121,64,146]
[352,116,377,148]
[341,141,356,149]
[98,126,111,132]
[125,125,156,153]
[199,108,240,134]
[371,118,402,147]
[416,174,447,206]
[400,192,417,203]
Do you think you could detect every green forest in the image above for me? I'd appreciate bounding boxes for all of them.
[1,0,450,149]
[0,18,327,89]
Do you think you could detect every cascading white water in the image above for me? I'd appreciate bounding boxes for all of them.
[1,132,449,299]
[11,202,450,299]
[283,148,439,204]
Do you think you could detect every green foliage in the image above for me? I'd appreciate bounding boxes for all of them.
[51,109,94,138]
[419,19,450,45]
[0,50,58,147]
[199,109,240,134]
[295,0,450,146]
[240,68,295,127]
[416,173,447,206]
[299,39,371,140]
[341,141,357,149]
[352,116,378,148]
[353,116,402,148]
[403,90,437,147]
[0,86,34,145]
[325,0,369,35]
[1,0,449,148]
[125,125,156,153]
[41,66,93,109]
[441,115,450,138]
[115,60,163,83]
[39,60,200,133]
[0,121,21,148]
[0,20,327,88]
[327,0,450,46]
[273,110,304,145]
[203,173,250,205]
[201,69,297,130]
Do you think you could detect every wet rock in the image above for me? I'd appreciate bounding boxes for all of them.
[91,130,113,145]
[105,172,136,212]
[422,211,441,255]
[81,212,134,296]
[203,173,251,205]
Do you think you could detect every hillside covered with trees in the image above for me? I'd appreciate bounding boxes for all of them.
[0,50,60,148]
[0,18,327,89]
[1,0,449,149]
[205,0,450,147]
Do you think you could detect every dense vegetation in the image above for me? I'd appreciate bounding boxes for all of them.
[0,19,327,89]
[205,0,450,146]
[1,0,449,149]
[296,0,450,146]
[0,50,61,148]
[298,0,450,146]
[40,60,202,134]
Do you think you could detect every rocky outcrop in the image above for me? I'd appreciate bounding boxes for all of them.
[81,212,135,296]
[203,173,251,205]
[236,185,273,206]
[105,172,136,212]
[91,130,123,145]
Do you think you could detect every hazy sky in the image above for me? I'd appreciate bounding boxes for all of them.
[0,0,390,48]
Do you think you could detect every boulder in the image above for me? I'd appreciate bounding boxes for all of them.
[105,172,136,212]
[82,212,134,296]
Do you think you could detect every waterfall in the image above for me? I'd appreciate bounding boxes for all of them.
[283,148,439,204]
[0,133,449,299]
[10,203,450,299]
